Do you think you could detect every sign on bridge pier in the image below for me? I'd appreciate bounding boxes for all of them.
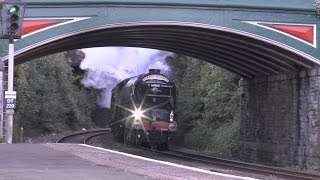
[4,91,16,110]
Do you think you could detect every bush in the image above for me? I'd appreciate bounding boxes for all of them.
[166,54,241,158]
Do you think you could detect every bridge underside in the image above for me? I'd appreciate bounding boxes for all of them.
[10,22,320,170]
[15,24,316,78]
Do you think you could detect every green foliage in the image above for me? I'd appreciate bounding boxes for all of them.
[14,52,97,138]
[166,54,240,158]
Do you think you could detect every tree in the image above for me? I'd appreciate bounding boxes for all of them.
[166,55,204,143]
[14,52,97,138]
[166,54,241,158]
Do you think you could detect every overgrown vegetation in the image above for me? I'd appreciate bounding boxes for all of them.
[13,52,97,140]
[166,54,241,158]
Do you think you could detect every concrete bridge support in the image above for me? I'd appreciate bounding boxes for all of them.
[239,68,320,170]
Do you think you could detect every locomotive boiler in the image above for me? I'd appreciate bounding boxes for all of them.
[110,69,177,149]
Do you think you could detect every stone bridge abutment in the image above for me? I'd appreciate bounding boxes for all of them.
[240,68,320,170]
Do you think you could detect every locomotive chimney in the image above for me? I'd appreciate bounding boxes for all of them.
[149,69,160,74]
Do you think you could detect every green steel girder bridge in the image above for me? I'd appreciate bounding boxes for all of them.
[1,0,320,170]
[0,0,319,78]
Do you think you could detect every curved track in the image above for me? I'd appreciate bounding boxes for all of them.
[57,130,319,179]
[56,128,111,144]
[135,146,320,180]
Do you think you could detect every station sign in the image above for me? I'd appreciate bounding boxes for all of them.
[4,91,16,109]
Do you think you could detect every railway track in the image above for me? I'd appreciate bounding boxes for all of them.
[56,128,111,144]
[135,146,320,180]
[58,130,320,179]
[167,149,320,180]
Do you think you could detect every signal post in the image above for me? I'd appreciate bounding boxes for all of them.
[0,0,25,144]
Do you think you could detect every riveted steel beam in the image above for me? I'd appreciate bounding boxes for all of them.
[13,24,314,78]
[67,26,302,72]
[113,27,307,70]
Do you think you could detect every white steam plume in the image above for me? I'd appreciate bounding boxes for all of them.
[80,47,172,107]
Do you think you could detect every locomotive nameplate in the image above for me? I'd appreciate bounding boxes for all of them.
[143,74,169,82]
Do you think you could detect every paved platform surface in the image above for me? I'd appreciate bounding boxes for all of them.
[0,144,150,180]
[0,143,256,180]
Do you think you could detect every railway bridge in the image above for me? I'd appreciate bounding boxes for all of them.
[1,0,320,170]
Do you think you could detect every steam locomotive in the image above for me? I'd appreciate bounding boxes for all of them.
[110,69,177,149]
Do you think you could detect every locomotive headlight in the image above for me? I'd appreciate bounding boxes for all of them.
[133,108,143,120]
[132,120,142,129]
[169,111,174,122]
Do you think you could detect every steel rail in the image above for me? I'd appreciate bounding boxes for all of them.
[167,149,320,180]
[83,131,111,144]
[134,146,320,180]
[58,129,319,179]
[56,128,111,143]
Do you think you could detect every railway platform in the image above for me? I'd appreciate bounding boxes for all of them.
[0,143,256,180]
[0,144,149,180]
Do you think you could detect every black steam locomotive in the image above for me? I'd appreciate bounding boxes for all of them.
[110,69,177,149]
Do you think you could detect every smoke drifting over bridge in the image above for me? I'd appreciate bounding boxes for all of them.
[80,47,171,107]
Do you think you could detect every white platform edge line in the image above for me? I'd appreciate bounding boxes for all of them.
[79,144,259,180]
